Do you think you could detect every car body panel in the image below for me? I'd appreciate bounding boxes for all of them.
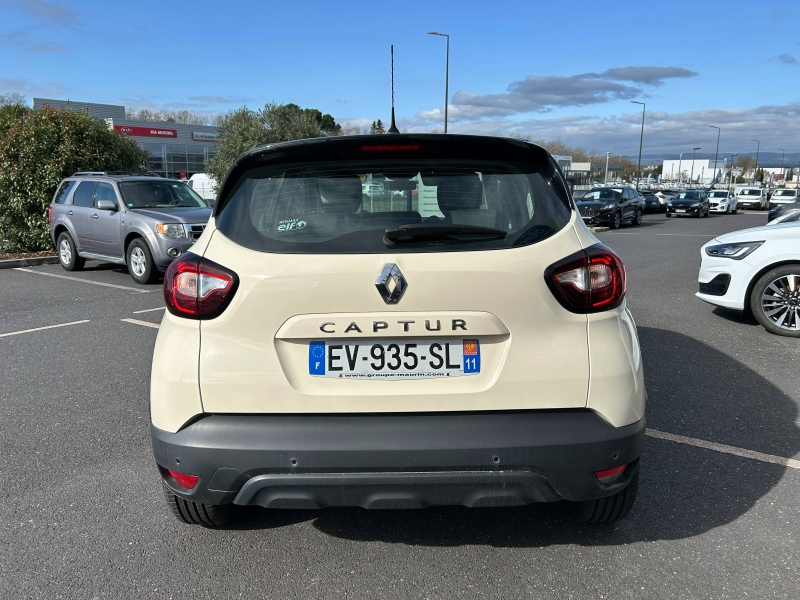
[196,214,593,419]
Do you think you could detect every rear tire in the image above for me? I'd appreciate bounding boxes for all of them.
[161,480,238,527]
[566,469,639,524]
[632,208,642,226]
[611,211,622,229]
[57,232,85,271]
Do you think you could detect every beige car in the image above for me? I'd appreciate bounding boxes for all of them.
[150,135,646,527]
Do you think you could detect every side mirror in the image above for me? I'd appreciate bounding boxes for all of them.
[97,200,117,211]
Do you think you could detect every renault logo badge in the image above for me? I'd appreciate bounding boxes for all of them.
[375,264,407,304]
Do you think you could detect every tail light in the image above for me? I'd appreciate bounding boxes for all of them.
[164,252,239,320]
[47,206,52,223]
[545,244,626,313]
[165,469,199,489]
[595,464,627,484]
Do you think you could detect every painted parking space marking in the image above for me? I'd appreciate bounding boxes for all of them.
[0,319,90,338]
[647,428,800,470]
[121,318,160,329]
[13,268,157,293]
[133,307,166,314]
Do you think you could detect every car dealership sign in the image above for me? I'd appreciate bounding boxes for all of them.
[192,131,219,142]
[114,125,177,138]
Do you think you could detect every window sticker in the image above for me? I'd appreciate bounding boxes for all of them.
[277,218,307,233]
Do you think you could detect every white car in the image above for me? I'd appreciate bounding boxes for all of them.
[696,221,800,336]
[767,209,800,226]
[737,187,767,210]
[707,190,738,214]
[769,188,800,208]
[150,135,646,527]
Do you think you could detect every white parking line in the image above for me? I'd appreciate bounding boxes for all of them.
[13,268,157,293]
[647,429,800,470]
[0,319,90,338]
[121,318,160,329]
[133,307,166,314]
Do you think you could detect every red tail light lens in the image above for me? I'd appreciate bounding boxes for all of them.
[47,206,52,223]
[164,253,239,320]
[167,469,199,489]
[595,464,627,484]
[545,244,626,313]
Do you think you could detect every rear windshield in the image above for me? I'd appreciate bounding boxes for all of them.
[215,158,571,254]
[119,181,207,209]
[773,190,796,197]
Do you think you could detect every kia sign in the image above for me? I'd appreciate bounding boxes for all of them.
[192,131,218,142]
[114,125,177,138]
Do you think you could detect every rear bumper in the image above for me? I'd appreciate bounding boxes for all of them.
[151,410,645,509]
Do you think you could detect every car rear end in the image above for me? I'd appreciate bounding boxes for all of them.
[150,135,645,523]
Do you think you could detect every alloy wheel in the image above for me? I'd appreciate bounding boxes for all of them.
[130,246,147,277]
[59,239,71,265]
[761,274,800,331]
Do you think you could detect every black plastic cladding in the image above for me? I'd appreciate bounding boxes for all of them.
[212,134,574,218]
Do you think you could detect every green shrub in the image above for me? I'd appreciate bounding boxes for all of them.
[0,104,148,252]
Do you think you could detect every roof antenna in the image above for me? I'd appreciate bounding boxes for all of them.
[387,45,400,133]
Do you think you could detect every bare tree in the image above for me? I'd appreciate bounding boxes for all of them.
[0,92,26,107]
[736,155,757,179]
[125,107,219,125]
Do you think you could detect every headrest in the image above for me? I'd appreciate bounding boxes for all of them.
[318,176,363,213]
[433,175,483,213]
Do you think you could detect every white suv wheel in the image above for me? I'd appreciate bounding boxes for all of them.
[130,247,146,277]
[59,238,71,265]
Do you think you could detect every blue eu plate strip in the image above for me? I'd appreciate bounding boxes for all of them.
[309,341,326,375]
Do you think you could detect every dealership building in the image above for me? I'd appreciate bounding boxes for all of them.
[33,98,218,179]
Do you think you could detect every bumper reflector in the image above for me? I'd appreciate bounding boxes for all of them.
[167,469,199,489]
[594,464,627,484]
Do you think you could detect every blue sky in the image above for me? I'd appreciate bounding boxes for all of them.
[1,0,799,157]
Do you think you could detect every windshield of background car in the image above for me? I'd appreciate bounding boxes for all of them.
[581,189,622,201]
[773,190,796,197]
[741,189,762,196]
[215,157,571,254]
[709,192,728,198]
[118,181,207,209]
[676,191,701,199]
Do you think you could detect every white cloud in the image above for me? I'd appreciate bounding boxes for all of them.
[0,77,65,97]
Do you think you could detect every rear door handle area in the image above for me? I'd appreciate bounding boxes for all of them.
[91,214,99,219]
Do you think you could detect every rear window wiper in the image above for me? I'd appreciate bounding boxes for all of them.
[384,224,507,246]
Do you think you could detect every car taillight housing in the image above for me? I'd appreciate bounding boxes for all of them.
[164,252,239,320]
[545,244,626,313]
[47,206,52,223]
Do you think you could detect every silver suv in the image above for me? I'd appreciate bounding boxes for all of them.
[49,173,212,283]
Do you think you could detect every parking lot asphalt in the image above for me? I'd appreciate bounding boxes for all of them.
[2,210,798,599]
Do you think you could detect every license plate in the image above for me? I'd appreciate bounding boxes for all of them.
[309,339,480,379]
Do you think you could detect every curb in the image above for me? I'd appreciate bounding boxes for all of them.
[0,256,59,269]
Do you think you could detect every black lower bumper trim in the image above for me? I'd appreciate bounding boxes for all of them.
[151,410,645,507]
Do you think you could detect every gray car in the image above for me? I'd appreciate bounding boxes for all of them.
[49,172,212,284]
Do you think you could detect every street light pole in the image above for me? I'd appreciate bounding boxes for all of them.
[631,101,645,191]
[729,154,738,192]
[678,153,684,184]
[779,148,785,183]
[605,151,610,184]
[751,139,760,184]
[709,125,720,188]
[690,147,701,186]
[427,32,450,133]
